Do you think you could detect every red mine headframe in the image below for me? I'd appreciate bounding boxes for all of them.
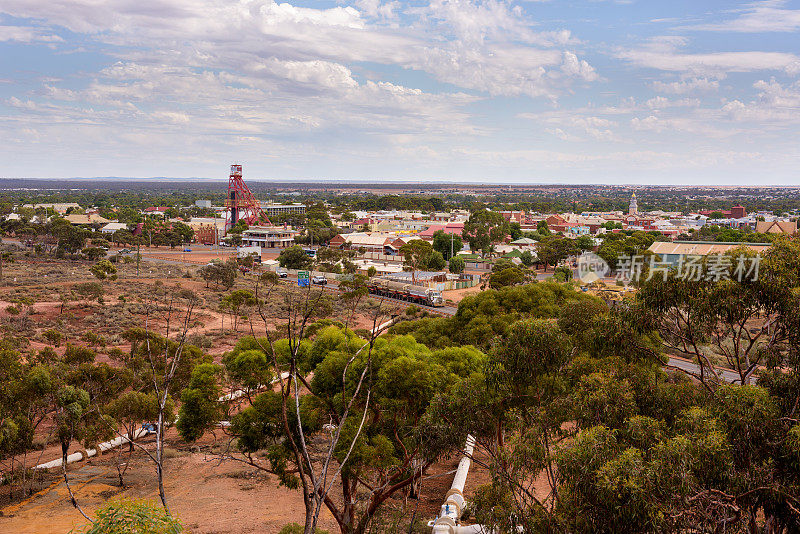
[225,164,270,229]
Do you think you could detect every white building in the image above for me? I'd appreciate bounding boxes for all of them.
[241,226,297,248]
[100,222,129,234]
[260,203,306,218]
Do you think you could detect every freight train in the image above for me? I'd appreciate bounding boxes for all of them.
[366,279,445,307]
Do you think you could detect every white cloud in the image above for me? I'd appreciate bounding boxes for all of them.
[684,1,800,33]
[617,36,800,77]
[0,25,62,43]
[645,96,700,109]
[651,77,720,94]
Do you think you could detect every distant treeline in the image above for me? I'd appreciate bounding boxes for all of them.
[0,179,799,215]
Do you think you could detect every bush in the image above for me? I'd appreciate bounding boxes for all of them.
[278,524,328,534]
[75,498,183,534]
[43,329,63,347]
[553,265,573,282]
[90,259,118,280]
[74,282,104,300]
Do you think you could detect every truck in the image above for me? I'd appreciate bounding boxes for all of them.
[366,279,444,307]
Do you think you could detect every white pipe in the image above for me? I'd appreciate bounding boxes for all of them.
[432,435,480,534]
[20,372,293,478]
[12,323,391,480]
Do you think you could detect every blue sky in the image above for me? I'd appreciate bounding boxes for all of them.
[1,0,799,184]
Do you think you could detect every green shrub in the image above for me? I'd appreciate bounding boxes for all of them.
[74,498,183,534]
[278,524,328,534]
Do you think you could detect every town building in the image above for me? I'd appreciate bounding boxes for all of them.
[647,241,771,266]
[64,213,111,225]
[240,226,297,248]
[23,203,82,214]
[260,203,306,218]
[755,220,797,235]
[100,222,128,234]
[328,232,407,255]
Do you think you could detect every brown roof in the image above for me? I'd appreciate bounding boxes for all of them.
[755,220,797,235]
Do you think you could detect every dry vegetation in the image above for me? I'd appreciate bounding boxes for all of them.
[0,250,476,534]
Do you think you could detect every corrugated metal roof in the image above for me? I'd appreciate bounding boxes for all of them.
[648,241,771,256]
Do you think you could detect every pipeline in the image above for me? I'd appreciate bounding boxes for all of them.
[19,372,292,477]
[429,435,489,534]
[26,317,395,475]
[428,435,523,534]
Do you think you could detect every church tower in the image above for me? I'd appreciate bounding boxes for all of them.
[629,193,638,215]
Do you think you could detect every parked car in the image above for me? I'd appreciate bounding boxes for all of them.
[312,275,327,285]
[183,248,192,252]
[277,269,288,278]
[119,248,131,254]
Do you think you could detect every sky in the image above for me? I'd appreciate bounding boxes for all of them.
[0,0,799,184]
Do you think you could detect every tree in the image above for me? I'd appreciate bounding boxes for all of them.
[520,250,534,267]
[462,210,509,257]
[218,329,475,534]
[82,246,107,261]
[597,230,663,270]
[198,259,237,289]
[105,391,168,453]
[391,280,601,350]
[537,220,551,235]
[55,384,113,520]
[105,392,173,486]
[632,246,794,387]
[90,259,118,281]
[176,364,222,443]
[54,222,88,254]
[432,230,462,261]
[278,246,314,270]
[220,289,257,331]
[43,329,63,347]
[553,265,573,282]
[575,234,594,252]
[422,319,576,532]
[112,229,135,246]
[536,235,577,271]
[488,266,528,289]
[171,222,194,244]
[448,255,465,274]
[426,250,446,271]
[399,239,443,281]
[119,287,203,514]
[178,270,427,534]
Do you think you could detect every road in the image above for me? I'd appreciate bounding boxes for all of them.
[665,355,746,383]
